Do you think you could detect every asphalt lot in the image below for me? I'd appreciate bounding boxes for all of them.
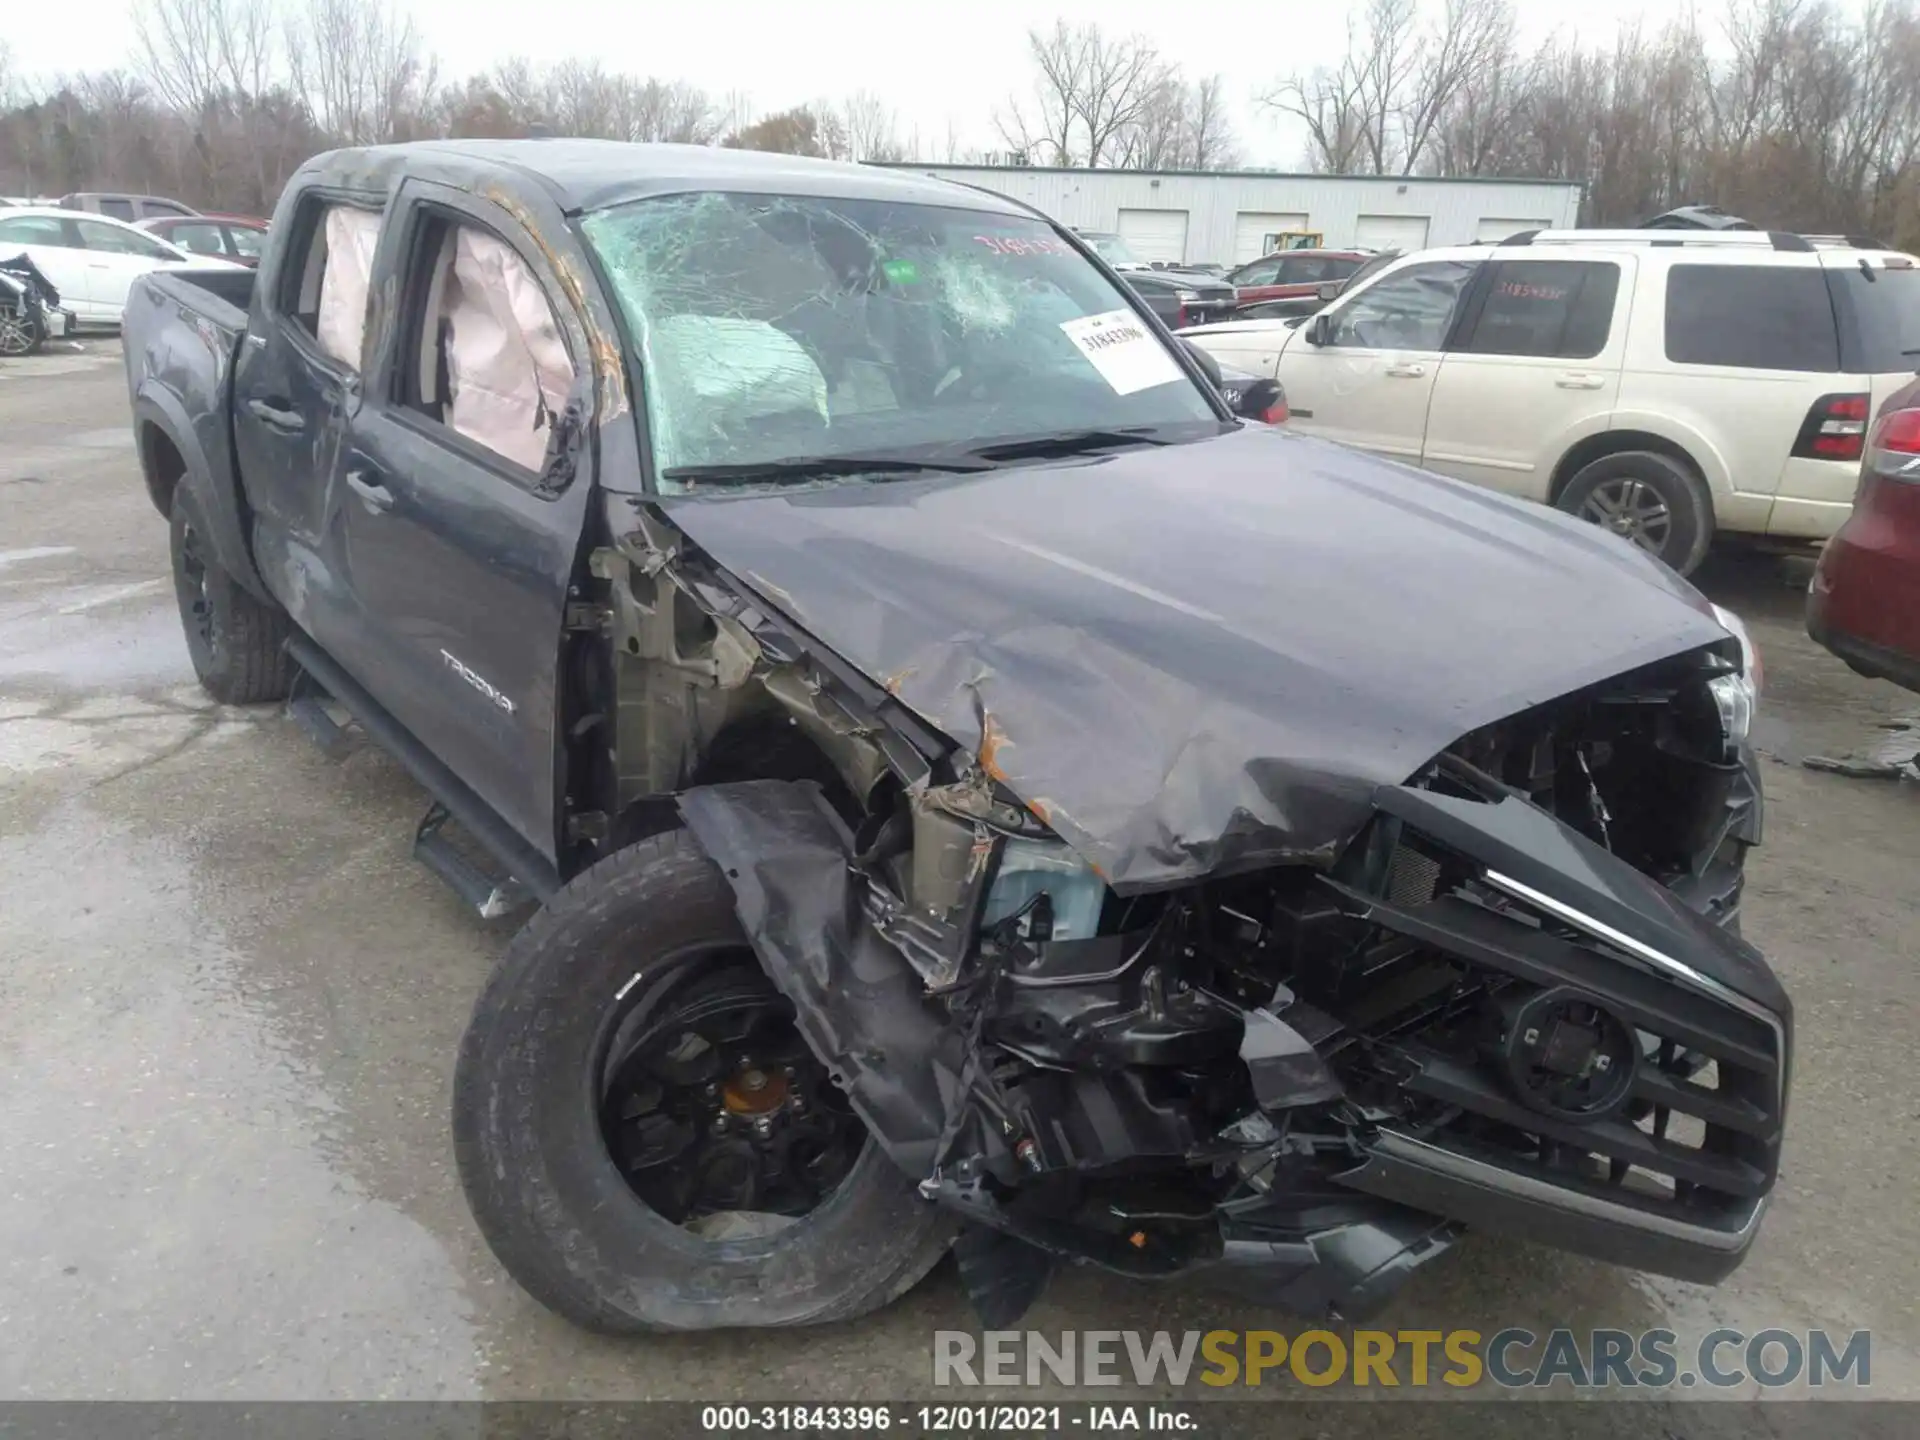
[4,340,1920,1425]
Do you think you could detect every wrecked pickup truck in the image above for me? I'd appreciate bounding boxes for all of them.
[123,139,1785,1334]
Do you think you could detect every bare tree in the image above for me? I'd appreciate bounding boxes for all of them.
[839,90,906,162]
[1396,0,1518,173]
[286,0,434,145]
[996,20,1083,164]
[1186,75,1238,169]
[1114,73,1239,169]
[136,0,280,115]
[1259,10,1376,172]
[723,104,842,158]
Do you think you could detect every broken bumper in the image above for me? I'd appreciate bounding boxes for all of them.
[1340,1130,1768,1284]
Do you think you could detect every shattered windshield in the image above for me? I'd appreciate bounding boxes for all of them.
[580,193,1219,492]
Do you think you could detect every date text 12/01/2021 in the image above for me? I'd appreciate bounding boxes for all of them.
[700,1405,1196,1432]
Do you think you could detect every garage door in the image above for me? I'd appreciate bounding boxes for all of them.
[1475,216,1551,243]
[1117,209,1190,264]
[1232,212,1309,262]
[1354,214,1430,252]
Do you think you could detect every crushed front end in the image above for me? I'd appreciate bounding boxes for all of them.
[677,628,1785,1322]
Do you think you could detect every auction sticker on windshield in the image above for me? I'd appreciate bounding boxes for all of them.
[1059,309,1184,395]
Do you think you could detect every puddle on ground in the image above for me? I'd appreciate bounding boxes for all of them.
[0,800,482,1398]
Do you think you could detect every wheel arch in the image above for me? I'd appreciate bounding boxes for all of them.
[133,386,273,602]
[1550,422,1723,507]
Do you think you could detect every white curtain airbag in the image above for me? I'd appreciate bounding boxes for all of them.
[444,229,575,472]
[315,206,381,369]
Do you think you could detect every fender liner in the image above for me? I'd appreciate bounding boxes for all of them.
[676,779,967,1179]
[133,384,271,602]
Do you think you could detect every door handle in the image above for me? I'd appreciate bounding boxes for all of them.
[245,397,306,433]
[1385,363,1427,379]
[1556,373,1607,390]
[345,468,394,513]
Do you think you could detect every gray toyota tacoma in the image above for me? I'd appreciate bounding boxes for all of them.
[122,139,1785,1333]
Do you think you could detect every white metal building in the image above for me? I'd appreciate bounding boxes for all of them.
[874,165,1584,265]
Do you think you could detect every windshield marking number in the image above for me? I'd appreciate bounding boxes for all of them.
[1058,309,1184,396]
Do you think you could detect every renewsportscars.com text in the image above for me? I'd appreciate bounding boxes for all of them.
[933,1328,1872,1390]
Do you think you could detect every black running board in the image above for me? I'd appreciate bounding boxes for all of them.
[415,803,535,919]
[286,634,560,904]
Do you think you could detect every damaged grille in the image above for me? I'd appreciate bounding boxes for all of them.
[1328,829,1786,1265]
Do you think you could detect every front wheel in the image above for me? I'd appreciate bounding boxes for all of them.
[0,304,43,357]
[453,829,956,1333]
[1555,450,1715,576]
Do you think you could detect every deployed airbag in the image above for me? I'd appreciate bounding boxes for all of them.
[316,206,381,369]
[444,228,576,472]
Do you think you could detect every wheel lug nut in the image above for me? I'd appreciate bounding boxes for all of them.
[712,1115,730,1135]
[752,1115,774,1138]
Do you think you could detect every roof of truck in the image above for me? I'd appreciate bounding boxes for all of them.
[305,139,1027,218]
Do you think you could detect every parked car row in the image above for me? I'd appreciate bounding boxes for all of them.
[0,206,259,332]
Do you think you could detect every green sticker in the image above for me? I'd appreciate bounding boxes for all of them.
[882,258,920,284]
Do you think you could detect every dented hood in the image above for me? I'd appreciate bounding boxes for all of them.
[663,425,1728,892]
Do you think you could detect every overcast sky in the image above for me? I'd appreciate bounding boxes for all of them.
[11,0,1687,164]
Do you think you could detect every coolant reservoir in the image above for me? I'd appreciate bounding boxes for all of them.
[981,838,1106,941]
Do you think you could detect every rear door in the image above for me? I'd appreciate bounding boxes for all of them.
[1619,258,1841,538]
[329,179,596,859]
[1422,254,1631,500]
[1275,256,1480,461]
[232,189,384,652]
[70,218,190,321]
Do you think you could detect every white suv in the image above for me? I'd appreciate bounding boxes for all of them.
[1181,228,1920,574]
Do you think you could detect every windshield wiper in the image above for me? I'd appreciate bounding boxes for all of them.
[958,427,1171,463]
[662,452,991,487]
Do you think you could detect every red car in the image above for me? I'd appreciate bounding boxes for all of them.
[1808,379,1920,692]
[135,213,270,268]
[1223,248,1369,315]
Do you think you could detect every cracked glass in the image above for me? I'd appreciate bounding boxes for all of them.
[581,192,1219,492]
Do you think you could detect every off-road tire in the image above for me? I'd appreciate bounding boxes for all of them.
[453,829,956,1334]
[1555,450,1716,576]
[168,489,293,704]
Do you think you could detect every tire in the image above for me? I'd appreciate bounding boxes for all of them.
[453,828,956,1334]
[1555,450,1715,576]
[168,488,293,704]
[0,303,43,357]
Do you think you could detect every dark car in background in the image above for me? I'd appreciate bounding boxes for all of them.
[58,192,199,223]
[1123,266,1239,329]
[1809,379,1920,693]
[137,213,271,268]
[1226,248,1369,316]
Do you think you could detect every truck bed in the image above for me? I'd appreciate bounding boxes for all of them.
[121,267,257,590]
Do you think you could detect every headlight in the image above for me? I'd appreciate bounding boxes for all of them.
[1708,604,1761,745]
[1175,289,1202,302]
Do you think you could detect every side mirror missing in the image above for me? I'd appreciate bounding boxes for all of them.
[1180,336,1222,388]
[1305,313,1333,346]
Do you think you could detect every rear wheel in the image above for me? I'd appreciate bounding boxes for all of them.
[168,489,293,704]
[453,830,955,1333]
[1556,450,1715,576]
